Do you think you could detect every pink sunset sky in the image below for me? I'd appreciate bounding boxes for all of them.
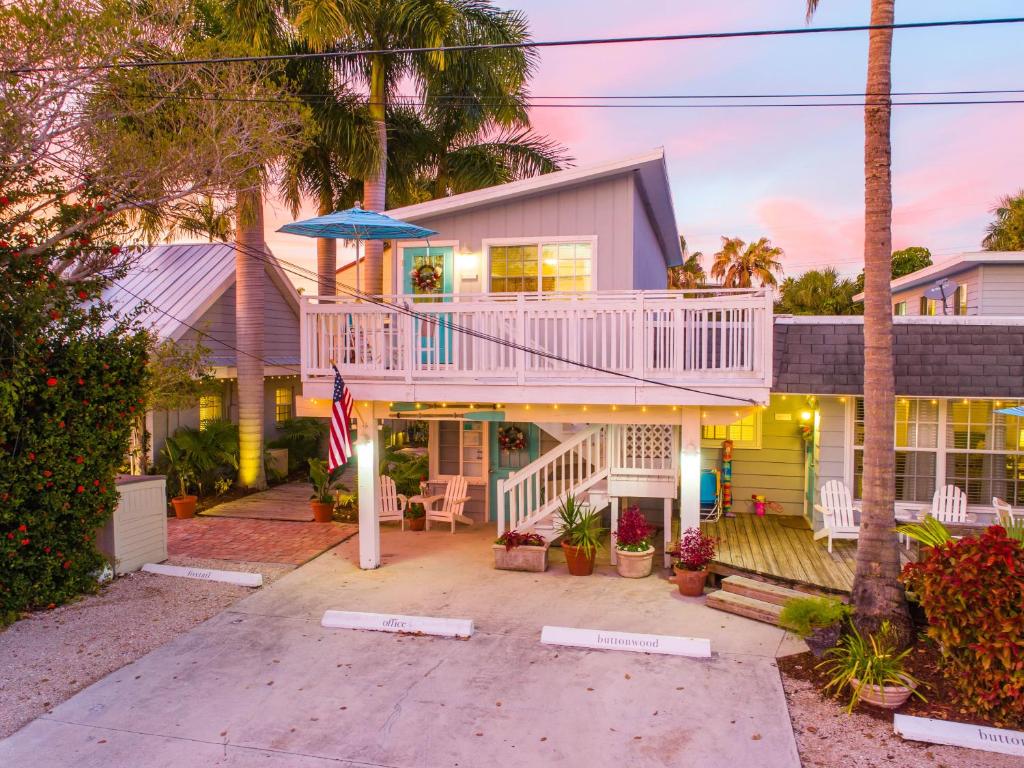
[263,0,1024,291]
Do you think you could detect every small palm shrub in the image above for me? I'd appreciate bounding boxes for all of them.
[160,421,239,497]
[556,494,605,558]
[268,417,327,473]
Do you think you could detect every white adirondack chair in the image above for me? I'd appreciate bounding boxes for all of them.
[424,476,473,533]
[813,480,860,553]
[378,475,407,530]
[992,496,1016,525]
[930,485,968,524]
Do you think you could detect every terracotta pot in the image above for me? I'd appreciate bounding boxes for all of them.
[493,544,548,572]
[171,495,197,520]
[408,516,425,531]
[562,541,596,576]
[310,501,334,523]
[850,675,917,710]
[673,565,707,596]
[615,546,655,578]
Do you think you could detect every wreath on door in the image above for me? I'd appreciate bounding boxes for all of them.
[498,425,527,451]
[411,262,442,292]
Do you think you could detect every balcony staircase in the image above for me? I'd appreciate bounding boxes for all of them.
[495,424,679,542]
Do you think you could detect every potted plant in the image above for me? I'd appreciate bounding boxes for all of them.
[614,505,655,578]
[307,458,340,523]
[818,621,924,711]
[164,439,197,519]
[493,531,549,572]
[556,494,605,576]
[672,527,715,596]
[779,596,853,658]
[405,503,426,531]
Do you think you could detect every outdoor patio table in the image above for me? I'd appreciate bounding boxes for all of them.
[408,493,445,511]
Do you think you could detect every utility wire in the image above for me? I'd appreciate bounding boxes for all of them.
[9,17,1024,75]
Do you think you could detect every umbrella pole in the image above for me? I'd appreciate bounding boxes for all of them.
[355,239,360,299]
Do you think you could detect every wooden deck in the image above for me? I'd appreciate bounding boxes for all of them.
[701,514,856,594]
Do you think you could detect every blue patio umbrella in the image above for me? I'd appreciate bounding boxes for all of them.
[277,202,437,294]
[996,405,1024,417]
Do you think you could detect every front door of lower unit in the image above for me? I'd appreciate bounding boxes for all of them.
[488,422,540,524]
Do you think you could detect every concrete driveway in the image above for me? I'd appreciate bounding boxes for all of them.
[0,528,803,767]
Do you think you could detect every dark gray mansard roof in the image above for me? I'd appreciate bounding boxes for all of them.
[773,317,1024,398]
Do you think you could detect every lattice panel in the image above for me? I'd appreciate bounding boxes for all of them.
[621,424,675,470]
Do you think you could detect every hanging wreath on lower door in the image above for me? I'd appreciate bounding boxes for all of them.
[498,425,527,451]
[411,262,442,292]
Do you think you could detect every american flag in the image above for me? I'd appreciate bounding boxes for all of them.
[328,365,354,471]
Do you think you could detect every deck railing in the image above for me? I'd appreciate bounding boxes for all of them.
[300,288,773,387]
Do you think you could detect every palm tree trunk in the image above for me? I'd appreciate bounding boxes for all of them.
[316,197,337,296]
[235,186,267,490]
[852,0,909,638]
[361,54,387,296]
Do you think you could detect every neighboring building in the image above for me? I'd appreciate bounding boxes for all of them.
[103,243,302,465]
[296,150,1022,576]
[855,251,1024,316]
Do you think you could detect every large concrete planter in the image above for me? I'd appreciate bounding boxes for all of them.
[492,543,549,572]
[615,546,654,578]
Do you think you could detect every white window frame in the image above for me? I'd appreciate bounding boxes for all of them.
[482,236,598,295]
[274,386,292,427]
[430,420,488,482]
[700,410,762,450]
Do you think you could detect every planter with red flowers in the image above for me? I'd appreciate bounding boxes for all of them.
[493,530,549,572]
[671,527,716,596]
[614,505,655,578]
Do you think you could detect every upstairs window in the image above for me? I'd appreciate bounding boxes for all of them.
[275,387,292,427]
[488,240,593,293]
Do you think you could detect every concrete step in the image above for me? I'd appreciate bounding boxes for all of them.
[705,590,783,626]
[720,575,816,607]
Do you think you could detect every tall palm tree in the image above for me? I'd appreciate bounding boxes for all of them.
[668,235,705,289]
[710,236,783,288]
[807,0,909,637]
[294,0,537,295]
[167,196,234,242]
[279,55,381,295]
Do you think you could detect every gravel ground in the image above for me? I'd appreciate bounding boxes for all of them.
[781,673,1021,768]
[0,557,293,740]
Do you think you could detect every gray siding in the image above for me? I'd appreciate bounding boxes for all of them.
[399,174,636,293]
[980,264,1024,314]
[891,266,987,316]
[632,181,669,290]
[181,270,300,366]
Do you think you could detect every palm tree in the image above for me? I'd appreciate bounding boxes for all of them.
[807,0,910,638]
[710,236,783,288]
[167,196,234,243]
[294,0,537,295]
[982,189,1024,251]
[668,236,706,289]
[776,267,860,315]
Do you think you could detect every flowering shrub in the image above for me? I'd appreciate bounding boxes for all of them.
[673,527,716,571]
[495,531,546,550]
[901,525,1023,727]
[615,505,653,551]
[0,175,148,624]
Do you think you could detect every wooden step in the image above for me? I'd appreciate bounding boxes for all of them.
[720,575,818,607]
[705,590,783,626]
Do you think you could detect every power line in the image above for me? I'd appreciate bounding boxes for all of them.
[10,17,1024,75]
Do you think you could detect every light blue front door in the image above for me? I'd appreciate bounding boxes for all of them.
[402,246,454,364]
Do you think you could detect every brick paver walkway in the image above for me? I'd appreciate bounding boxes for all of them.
[168,518,357,565]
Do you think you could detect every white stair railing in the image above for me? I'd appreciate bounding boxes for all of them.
[496,425,608,536]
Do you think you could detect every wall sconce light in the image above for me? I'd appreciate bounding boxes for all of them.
[456,248,479,280]
[800,410,812,422]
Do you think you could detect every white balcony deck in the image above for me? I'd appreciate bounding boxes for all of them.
[299,289,773,406]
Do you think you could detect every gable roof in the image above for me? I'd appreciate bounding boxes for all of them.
[853,251,1024,301]
[102,242,301,341]
[385,148,683,265]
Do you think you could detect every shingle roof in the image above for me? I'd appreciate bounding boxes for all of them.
[773,317,1024,397]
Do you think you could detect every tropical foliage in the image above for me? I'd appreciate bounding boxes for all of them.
[268,417,328,473]
[555,494,604,557]
[710,236,784,288]
[982,189,1024,251]
[901,525,1023,727]
[614,505,654,551]
[379,444,429,497]
[777,267,860,315]
[673,527,716,571]
[161,421,240,497]
[668,236,706,289]
[0,170,148,624]
[779,597,852,638]
[308,457,345,504]
[494,531,546,550]
[852,246,932,295]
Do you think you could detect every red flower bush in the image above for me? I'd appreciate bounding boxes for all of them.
[615,505,654,551]
[901,525,1023,727]
[673,527,716,571]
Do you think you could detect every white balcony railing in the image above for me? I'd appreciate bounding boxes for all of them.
[300,289,773,389]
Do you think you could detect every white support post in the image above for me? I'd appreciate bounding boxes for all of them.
[663,497,673,569]
[609,496,619,565]
[356,403,381,569]
[679,407,701,533]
